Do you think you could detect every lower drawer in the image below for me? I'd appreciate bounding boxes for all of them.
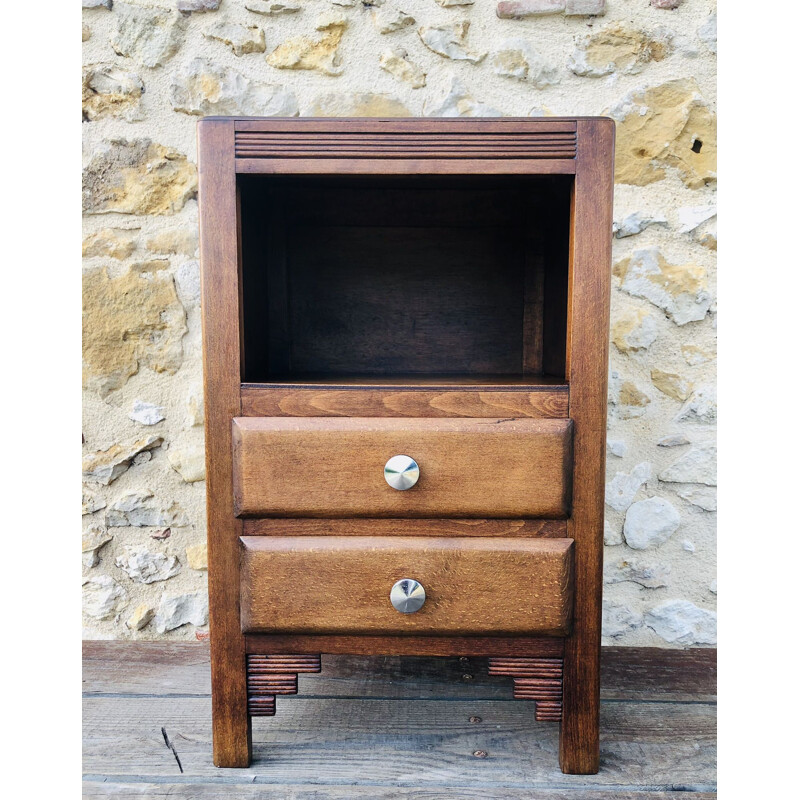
[240,536,574,637]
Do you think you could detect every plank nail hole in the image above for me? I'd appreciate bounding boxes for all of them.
[469,716,483,724]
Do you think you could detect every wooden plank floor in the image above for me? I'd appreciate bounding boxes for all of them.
[83,643,716,799]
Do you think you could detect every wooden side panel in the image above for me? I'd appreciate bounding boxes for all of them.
[232,417,573,519]
[240,536,574,637]
[198,118,250,767]
[559,119,615,774]
[240,385,569,419]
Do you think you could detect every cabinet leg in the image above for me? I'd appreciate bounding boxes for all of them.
[558,648,600,774]
[211,660,252,768]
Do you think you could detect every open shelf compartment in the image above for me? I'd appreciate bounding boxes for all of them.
[238,174,573,387]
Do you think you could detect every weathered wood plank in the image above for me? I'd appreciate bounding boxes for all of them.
[82,696,715,789]
[83,783,716,800]
[82,644,716,704]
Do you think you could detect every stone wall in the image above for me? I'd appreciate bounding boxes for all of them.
[82,0,717,646]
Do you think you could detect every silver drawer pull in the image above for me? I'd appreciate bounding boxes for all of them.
[390,579,426,613]
[384,455,419,490]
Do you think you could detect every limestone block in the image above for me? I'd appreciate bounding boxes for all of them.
[570,23,672,78]
[602,602,642,638]
[83,139,197,216]
[155,591,209,633]
[372,8,415,34]
[497,0,566,18]
[614,247,711,326]
[607,439,626,458]
[204,23,266,56]
[607,79,716,188]
[682,345,713,366]
[145,227,198,257]
[492,40,559,87]
[111,3,185,68]
[106,490,190,527]
[129,400,166,426]
[698,12,717,54]
[657,434,689,447]
[246,1,301,15]
[606,462,652,513]
[82,528,113,568]
[83,576,128,620]
[83,436,164,485]
[82,489,107,516]
[623,496,680,549]
[267,14,347,75]
[171,58,298,117]
[82,65,144,121]
[186,542,208,570]
[418,22,486,64]
[605,558,671,589]
[115,546,181,584]
[126,604,154,631]
[659,442,716,486]
[177,0,220,10]
[651,369,693,402]
[379,48,426,89]
[612,309,658,352]
[83,267,187,396]
[645,600,716,645]
[609,371,650,419]
[674,386,716,423]
[678,486,716,512]
[613,211,667,239]
[82,229,137,260]
[167,442,207,483]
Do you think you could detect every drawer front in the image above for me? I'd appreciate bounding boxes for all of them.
[240,536,574,636]
[232,417,573,518]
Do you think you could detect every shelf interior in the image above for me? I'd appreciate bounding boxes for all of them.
[238,174,573,385]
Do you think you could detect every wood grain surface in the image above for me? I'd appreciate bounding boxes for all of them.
[232,416,573,518]
[559,117,615,774]
[197,117,250,767]
[240,536,574,637]
[240,385,569,419]
[242,518,568,539]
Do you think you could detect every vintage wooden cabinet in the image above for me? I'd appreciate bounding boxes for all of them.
[198,117,614,774]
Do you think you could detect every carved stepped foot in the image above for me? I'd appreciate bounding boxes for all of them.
[246,654,322,717]
[488,657,564,722]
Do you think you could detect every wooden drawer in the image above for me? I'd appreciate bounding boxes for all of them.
[232,417,573,518]
[240,536,574,636]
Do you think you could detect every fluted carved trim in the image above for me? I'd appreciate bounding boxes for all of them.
[246,654,321,717]
[489,656,564,722]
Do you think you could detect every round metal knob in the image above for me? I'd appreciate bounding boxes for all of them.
[390,579,426,613]
[384,455,419,490]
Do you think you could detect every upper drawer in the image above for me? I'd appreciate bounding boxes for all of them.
[232,417,573,518]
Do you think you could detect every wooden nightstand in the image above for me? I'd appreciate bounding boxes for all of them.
[198,117,614,774]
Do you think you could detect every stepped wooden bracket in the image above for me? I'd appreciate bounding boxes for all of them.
[488,657,564,722]
[246,654,322,717]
